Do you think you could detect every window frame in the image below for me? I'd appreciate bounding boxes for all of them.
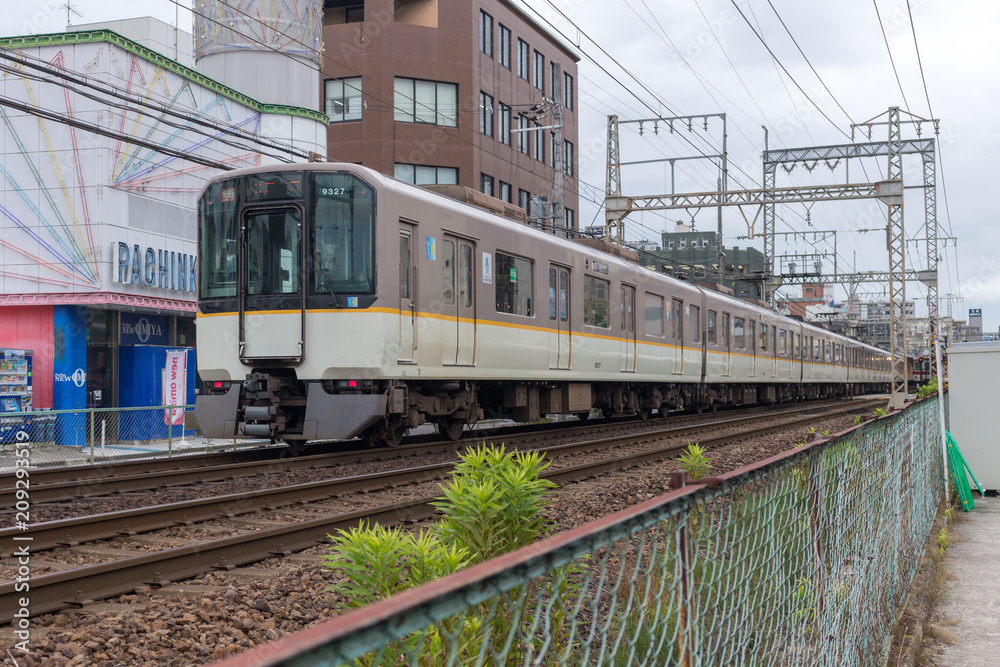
[480,173,494,197]
[563,72,573,110]
[480,91,494,137]
[324,77,363,123]
[498,102,511,145]
[498,24,511,69]
[645,292,664,337]
[517,39,530,80]
[707,310,717,345]
[533,50,544,91]
[393,77,458,127]
[479,10,493,58]
[494,251,534,317]
[584,275,611,328]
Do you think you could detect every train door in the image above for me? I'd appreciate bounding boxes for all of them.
[620,284,636,372]
[239,206,305,362]
[440,235,477,366]
[671,298,684,374]
[721,312,731,377]
[548,265,571,370]
[398,223,416,363]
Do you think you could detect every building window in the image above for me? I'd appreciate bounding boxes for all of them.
[495,252,533,316]
[584,276,610,328]
[499,180,512,203]
[481,173,494,197]
[532,123,544,162]
[564,140,574,176]
[533,50,544,90]
[565,207,574,231]
[550,62,558,99]
[394,163,458,185]
[479,10,493,58]
[324,77,363,122]
[498,103,511,145]
[326,1,364,24]
[518,189,530,211]
[480,92,494,137]
[517,114,530,154]
[564,72,573,110]
[394,77,457,127]
[499,24,511,69]
[517,39,530,80]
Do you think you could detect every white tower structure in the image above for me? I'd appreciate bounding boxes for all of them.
[194,0,327,157]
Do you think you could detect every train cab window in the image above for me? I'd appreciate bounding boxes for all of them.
[759,324,768,352]
[734,317,745,349]
[707,310,717,345]
[690,306,700,343]
[584,276,610,328]
[199,178,239,299]
[645,293,664,336]
[441,240,455,305]
[495,251,533,316]
[778,329,786,356]
[311,172,375,294]
[245,209,301,296]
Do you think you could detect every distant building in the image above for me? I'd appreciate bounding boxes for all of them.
[321,0,580,235]
[635,224,767,300]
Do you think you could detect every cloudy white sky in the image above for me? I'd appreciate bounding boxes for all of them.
[2,0,996,332]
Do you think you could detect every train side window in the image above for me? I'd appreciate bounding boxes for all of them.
[441,240,455,305]
[459,244,473,308]
[495,251,533,316]
[733,317,745,349]
[549,268,557,320]
[814,337,820,361]
[778,329,786,356]
[399,231,411,299]
[825,342,831,362]
[793,333,799,358]
[584,276,610,327]
[707,310,717,345]
[690,306,700,343]
[672,298,683,341]
[645,293,664,336]
[759,323,768,352]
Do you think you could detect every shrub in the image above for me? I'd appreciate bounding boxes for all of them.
[677,443,712,480]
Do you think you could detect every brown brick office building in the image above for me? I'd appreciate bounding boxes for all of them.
[322,0,580,234]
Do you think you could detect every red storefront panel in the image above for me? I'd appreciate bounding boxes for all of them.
[0,306,54,408]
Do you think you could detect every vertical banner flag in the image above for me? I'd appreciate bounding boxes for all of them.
[164,349,188,426]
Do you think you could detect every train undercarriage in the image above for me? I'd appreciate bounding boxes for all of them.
[195,372,890,448]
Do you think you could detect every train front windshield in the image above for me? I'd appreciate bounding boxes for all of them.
[198,171,376,303]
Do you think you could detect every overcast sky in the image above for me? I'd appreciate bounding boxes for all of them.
[2,0,996,332]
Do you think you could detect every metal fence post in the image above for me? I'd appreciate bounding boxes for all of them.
[670,471,696,667]
[89,407,95,464]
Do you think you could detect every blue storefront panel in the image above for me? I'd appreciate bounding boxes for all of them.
[118,345,196,440]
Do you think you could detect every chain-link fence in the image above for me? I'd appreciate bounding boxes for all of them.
[0,406,268,470]
[228,396,947,667]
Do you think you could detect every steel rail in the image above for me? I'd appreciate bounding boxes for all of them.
[0,400,876,622]
[0,400,874,555]
[0,400,864,504]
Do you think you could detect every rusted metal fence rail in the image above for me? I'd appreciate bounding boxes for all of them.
[220,395,947,667]
[0,405,264,470]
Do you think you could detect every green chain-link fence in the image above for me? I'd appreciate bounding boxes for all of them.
[0,405,267,470]
[223,395,947,667]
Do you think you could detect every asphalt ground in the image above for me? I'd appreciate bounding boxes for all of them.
[932,495,1000,666]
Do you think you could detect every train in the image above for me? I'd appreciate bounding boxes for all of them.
[194,163,893,447]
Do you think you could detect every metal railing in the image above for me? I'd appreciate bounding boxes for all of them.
[221,395,948,667]
[0,405,267,470]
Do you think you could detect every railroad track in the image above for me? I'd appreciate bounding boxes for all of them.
[0,398,870,506]
[0,399,878,622]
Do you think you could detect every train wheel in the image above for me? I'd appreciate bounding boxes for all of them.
[601,407,615,419]
[576,411,591,421]
[639,408,651,420]
[439,420,464,441]
[383,425,405,448]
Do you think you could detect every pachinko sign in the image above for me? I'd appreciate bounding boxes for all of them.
[163,349,188,426]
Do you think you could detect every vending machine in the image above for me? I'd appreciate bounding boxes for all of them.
[0,349,32,444]
[0,349,32,411]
